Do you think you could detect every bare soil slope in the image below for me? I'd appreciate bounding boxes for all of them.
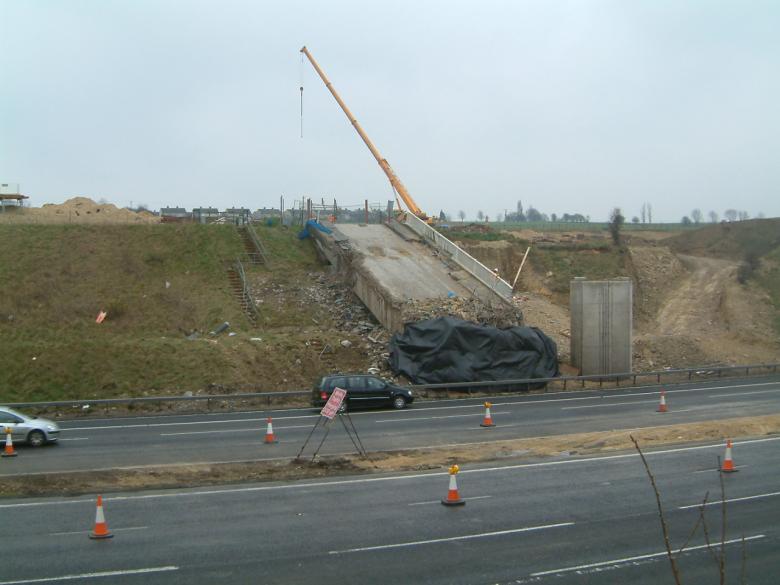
[455,226,779,371]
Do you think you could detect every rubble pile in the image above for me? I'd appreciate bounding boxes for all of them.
[399,296,523,329]
[299,273,394,377]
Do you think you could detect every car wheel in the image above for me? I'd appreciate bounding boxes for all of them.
[392,395,407,410]
[27,430,46,447]
[338,402,347,414]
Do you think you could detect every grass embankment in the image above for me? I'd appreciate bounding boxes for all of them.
[0,224,330,402]
[524,241,629,298]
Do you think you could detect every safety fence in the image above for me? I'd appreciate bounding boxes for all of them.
[5,363,777,411]
[401,213,513,300]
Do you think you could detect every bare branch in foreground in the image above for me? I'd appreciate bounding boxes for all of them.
[630,434,682,585]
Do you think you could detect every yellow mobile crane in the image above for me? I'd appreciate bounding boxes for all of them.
[300,46,432,223]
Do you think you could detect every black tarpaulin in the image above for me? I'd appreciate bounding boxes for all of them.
[389,316,559,384]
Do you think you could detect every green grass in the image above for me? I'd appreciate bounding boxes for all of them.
[0,224,252,401]
[252,224,321,268]
[531,246,631,295]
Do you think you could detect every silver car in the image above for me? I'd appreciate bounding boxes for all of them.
[0,406,60,447]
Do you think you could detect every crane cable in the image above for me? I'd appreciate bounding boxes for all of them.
[299,52,304,138]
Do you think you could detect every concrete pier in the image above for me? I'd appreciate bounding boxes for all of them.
[570,277,633,375]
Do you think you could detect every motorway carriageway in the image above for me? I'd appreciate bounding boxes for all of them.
[0,434,777,583]
[2,376,779,475]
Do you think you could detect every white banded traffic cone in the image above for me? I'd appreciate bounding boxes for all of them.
[89,495,113,539]
[657,390,668,413]
[2,427,16,458]
[264,417,278,444]
[720,439,738,473]
[441,464,465,506]
[480,402,495,427]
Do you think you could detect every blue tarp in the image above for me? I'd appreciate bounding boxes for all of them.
[298,219,333,239]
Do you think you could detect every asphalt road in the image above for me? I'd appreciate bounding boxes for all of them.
[0,434,777,584]
[3,376,780,475]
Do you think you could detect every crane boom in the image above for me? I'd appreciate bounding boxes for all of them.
[300,46,428,220]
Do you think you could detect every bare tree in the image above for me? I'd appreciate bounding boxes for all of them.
[709,210,719,223]
[608,207,625,246]
[641,203,647,224]
[724,209,738,222]
[458,210,466,223]
[476,210,484,222]
[738,211,750,221]
[691,209,703,224]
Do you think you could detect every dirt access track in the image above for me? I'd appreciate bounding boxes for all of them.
[3,414,778,498]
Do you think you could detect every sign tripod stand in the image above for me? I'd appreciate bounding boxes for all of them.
[296,387,368,461]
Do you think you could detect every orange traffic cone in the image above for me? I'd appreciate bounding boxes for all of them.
[441,464,465,506]
[2,427,16,458]
[657,390,668,413]
[480,402,495,427]
[89,495,113,539]
[264,417,278,444]
[720,439,738,473]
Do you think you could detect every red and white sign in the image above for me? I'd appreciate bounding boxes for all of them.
[320,387,347,419]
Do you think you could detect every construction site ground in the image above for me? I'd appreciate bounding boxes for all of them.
[1,207,778,401]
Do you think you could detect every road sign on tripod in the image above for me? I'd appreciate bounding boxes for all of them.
[296,387,367,461]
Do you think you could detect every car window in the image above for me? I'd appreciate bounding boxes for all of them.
[328,377,347,391]
[347,377,367,391]
[0,412,21,424]
[366,377,385,390]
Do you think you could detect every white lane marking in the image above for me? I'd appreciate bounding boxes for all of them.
[711,389,780,398]
[529,535,765,577]
[409,495,492,506]
[160,424,311,437]
[49,526,148,536]
[692,465,747,474]
[562,400,658,410]
[3,436,778,509]
[679,491,780,509]
[376,412,498,423]
[328,522,574,554]
[0,566,179,584]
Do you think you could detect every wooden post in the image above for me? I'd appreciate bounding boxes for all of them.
[364,199,369,224]
[512,246,532,289]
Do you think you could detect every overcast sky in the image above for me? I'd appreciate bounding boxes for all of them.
[2,1,778,222]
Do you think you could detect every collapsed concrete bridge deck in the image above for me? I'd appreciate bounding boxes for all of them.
[310,217,519,332]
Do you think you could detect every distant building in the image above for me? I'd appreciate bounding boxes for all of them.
[252,207,281,220]
[0,183,29,211]
[160,207,192,223]
[223,207,251,225]
[192,207,220,224]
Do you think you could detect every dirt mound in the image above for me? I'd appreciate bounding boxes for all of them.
[634,253,780,369]
[399,296,523,329]
[1,197,160,224]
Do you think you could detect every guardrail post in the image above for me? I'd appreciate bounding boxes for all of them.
[206,398,211,410]
[616,376,620,387]
[632,375,637,385]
